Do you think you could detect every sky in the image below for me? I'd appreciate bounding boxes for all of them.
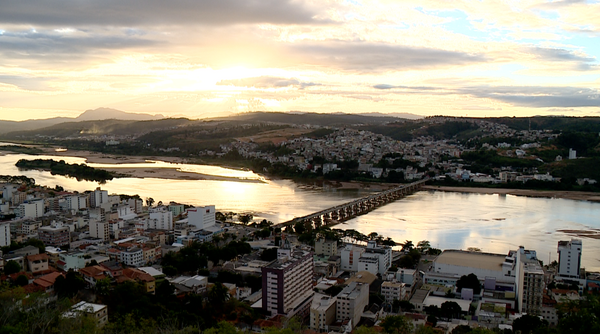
[0,0,599,121]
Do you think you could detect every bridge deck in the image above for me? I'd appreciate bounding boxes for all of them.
[276,179,427,227]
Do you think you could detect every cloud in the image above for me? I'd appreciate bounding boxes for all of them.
[217,76,319,89]
[0,29,155,54]
[291,41,487,71]
[461,86,600,108]
[0,75,55,91]
[373,84,437,90]
[0,0,320,27]
[372,83,600,108]
[526,46,598,71]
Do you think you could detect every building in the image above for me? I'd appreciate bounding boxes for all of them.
[64,301,108,327]
[89,221,110,241]
[148,208,173,230]
[89,188,109,208]
[57,252,87,271]
[167,202,185,217]
[16,199,44,218]
[335,282,369,329]
[26,253,49,274]
[0,222,10,247]
[557,239,582,279]
[315,238,337,258]
[359,241,392,275]
[310,293,337,332]
[121,247,144,267]
[187,205,215,230]
[381,281,406,302]
[66,195,88,211]
[340,245,364,272]
[569,148,577,160]
[127,198,144,214]
[38,221,70,247]
[262,242,314,318]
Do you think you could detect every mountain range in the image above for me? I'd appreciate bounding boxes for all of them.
[0,108,164,135]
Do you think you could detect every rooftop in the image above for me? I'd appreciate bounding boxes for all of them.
[435,250,506,272]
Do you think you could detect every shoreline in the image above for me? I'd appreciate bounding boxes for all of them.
[424,185,600,203]
[14,147,265,183]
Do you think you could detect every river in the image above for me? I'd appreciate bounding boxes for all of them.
[1,151,599,271]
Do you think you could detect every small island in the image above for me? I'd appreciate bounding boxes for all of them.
[15,158,117,183]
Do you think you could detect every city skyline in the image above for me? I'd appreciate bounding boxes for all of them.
[0,0,599,121]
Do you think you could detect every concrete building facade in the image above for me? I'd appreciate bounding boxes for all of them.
[262,245,314,318]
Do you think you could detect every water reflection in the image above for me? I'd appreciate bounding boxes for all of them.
[1,152,600,270]
[341,191,600,271]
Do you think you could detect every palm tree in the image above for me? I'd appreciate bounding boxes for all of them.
[402,240,414,252]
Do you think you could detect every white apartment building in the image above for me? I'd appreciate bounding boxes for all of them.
[315,238,337,257]
[116,205,137,220]
[89,188,108,208]
[262,244,314,318]
[381,281,406,302]
[16,199,44,218]
[0,222,10,247]
[148,208,174,230]
[310,293,337,332]
[2,184,17,201]
[557,239,582,279]
[340,245,364,272]
[359,241,392,275]
[336,282,369,330]
[121,247,145,267]
[89,221,110,241]
[66,195,88,211]
[187,206,215,230]
[127,198,144,214]
[64,301,108,328]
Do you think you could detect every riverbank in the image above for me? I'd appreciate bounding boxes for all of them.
[29,147,264,183]
[424,185,600,202]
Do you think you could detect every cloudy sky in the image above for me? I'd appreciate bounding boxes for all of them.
[0,0,599,121]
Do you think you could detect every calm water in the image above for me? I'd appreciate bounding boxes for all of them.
[1,152,600,271]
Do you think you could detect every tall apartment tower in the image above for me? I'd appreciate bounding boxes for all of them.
[557,239,582,278]
[262,241,314,318]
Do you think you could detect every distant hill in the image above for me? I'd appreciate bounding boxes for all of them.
[75,108,164,121]
[212,111,405,126]
[0,108,164,135]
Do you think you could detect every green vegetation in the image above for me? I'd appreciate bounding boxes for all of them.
[0,145,43,155]
[15,159,117,183]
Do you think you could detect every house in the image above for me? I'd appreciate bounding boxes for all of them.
[79,265,110,287]
[63,301,109,328]
[26,253,49,274]
[33,272,65,293]
[118,268,156,294]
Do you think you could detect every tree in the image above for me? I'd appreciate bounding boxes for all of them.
[15,274,29,286]
[4,260,21,275]
[238,214,253,225]
[261,248,278,262]
[512,314,549,334]
[208,282,231,309]
[417,240,431,253]
[456,273,481,295]
[26,238,45,253]
[393,300,415,313]
[401,240,414,252]
[441,301,462,320]
[380,315,413,334]
[145,197,155,207]
[95,277,111,295]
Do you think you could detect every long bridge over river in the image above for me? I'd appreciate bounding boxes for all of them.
[275,179,428,229]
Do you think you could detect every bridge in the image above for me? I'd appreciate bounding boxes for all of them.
[276,179,428,229]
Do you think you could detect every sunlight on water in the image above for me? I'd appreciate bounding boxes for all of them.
[2,152,600,270]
